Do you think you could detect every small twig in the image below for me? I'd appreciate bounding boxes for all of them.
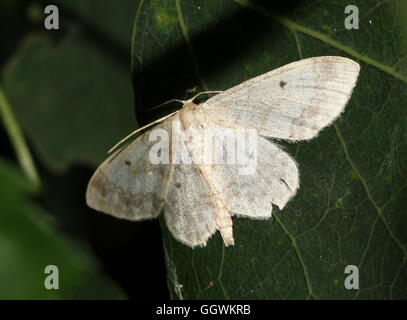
[0,85,41,192]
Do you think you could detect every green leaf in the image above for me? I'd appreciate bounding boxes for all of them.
[132,0,407,299]
[0,158,126,299]
[2,0,138,172]
[53,0,139,50]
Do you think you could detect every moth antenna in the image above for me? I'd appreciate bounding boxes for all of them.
[140,98,185,112]
[107,110,179,154]
[189,90,223,102]
[107,91,222,154]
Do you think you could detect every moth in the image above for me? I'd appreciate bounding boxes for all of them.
[86,56,360,248]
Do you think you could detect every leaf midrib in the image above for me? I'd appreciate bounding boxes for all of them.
[232,0,407,84]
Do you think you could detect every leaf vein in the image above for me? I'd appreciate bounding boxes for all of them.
[334,124,407,258]
[232,0,407,84]
[175,0,208,90]
[274,214,316,299]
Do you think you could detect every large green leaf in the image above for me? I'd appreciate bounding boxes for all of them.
[131,0,407,299]
[0,158,125,299]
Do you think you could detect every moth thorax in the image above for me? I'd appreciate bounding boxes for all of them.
[179,101,201,129]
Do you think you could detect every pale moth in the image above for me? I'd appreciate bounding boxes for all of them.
[86,56,360,248]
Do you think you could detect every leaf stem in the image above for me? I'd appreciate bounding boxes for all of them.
[0,85,41,191]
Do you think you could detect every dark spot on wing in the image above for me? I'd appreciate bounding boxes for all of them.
[175,183,181,188]
[124,160,131,166]
[279,80,287,88]
[90,172,109,197]
[280,178,291,192]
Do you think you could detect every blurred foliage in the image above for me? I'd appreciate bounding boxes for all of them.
[1,0,406,300]
[0,0,139,299]
[3,34,135,171]
[3,0,138,172]
[0,159,125,299]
